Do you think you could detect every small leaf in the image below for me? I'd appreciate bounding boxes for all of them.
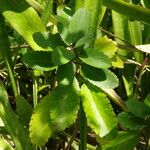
[69,8,90,42]
[79,48,112,69]
[118,112,146,130]
[56,62,76,86]
[94,36,117,58]
[81,84,117,137]
[0,138,14,150]
[50,78,80,131]
[75,36,93,48]
[111,55,124,68]
[16,95,33,126]
[33,32,65,50]
[52,46,75,66]
[126,100,150,118]
[23,51,56,71]
[100,131,140,150]
[29,94,54,146]
[80,65,119,89]
[57,22,73,45]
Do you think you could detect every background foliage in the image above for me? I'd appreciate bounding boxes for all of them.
[0,0,150,149]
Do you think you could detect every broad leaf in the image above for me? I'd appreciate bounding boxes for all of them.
[94,36,117,58]
[52,46,74,66]
[23,51,56,71]
[33,32,65,50]
[16,95,33,126]
[0,84,34,150]
[0,138,14,150]
[80,65,119,89]
[29,94,54,146]
[81,84,117,137]
[69,8,90,42]
[0,1,46,50]
[50,78,80,131]
[118,112,146,130]
[99,131,140,150]
[111,55,124,68]
[126,100,150,118]
[56,62,76,86]
[79,48,111,69]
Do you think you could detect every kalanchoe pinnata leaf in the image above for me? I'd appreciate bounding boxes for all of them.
[50,78,80,131]
[69,8,90,42]
[29,94,54,146]
[16,95,33,126]
[33,32,65,50]
[80,65,119,89]
[56,62,76,86]
[94,36,117,59]
[57,22,74,45]
[81,84,117,137]
[23,51,57,71]
[100,131,140,150]
[52,46,75,66]
[126,100,150,118]
[79,48,112,69]
[0,1,46,50]
[118,112,146,130]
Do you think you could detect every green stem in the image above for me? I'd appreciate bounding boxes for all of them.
[79,102,87,150]
[0,13,18,98]
[102,0,150,24]
[41,0,53,26]
[33,75,38,108]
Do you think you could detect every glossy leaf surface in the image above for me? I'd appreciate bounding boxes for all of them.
[50,78,80,131]
[29,94,54,146]
[81,84,117,137]
[79,48,111,69]
[80,65,119,89]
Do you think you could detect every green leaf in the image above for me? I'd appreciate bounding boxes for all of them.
[23,51,56,71]
[56,62,76,86]
[126,100,150,118]
[81,84,117,137]
[79,48,112,69]
[75,36,93,48]
[111,55,124,68]
[144,93,150,107]
[0,84,34,150]
[33,32,65,50]
[29,94,54,146]
[50,78,80,131]
[52,46,75,66]
[100,131,140,150]
[16,95,33,126]
[0,1,46,50]
[94,36,118,59]
[118,112,146,130]
[80,65,119,89]
[57,22,73,45]
[69,8,90,42]
[0,138,14,150]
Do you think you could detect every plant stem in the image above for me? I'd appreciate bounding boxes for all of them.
[0,13,18,98]
[79,102,87,150]
[33,75,38,108]
[102,0,150,24]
